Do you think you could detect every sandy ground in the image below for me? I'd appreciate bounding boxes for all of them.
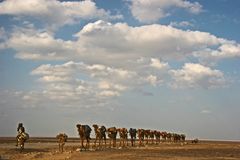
[0,138,240,160]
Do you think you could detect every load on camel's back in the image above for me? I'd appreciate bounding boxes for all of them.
[92,124,107,148]
[107,127,117,148]
[16,132,29,151]
[129,128,137,147]
[117,128,128,147]
[76,124,92,150]
[16,123,29,152]
[56,133,68,153]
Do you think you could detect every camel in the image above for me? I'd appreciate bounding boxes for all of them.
[137,129,145,146]
[149,130,155,144]
[92,124,107,148]
[192,138,199,144]
[144,129,150,144]
[154,131,161,144]
[16,123,25,147]
[16,123,29,152]
[172,133,181,142]
[180,134,186,142]
[161,131,168,142]
[76,124,92,150]
[16,132,29,152]
[107,127,117,148]
[117,128,128,147]
[56,133,68,153]
[166,132,172,142]
[129,128,137,147]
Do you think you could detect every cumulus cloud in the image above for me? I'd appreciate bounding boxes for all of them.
[7,20,237,66]
[98,81,127,91]
[72,21,240,65]
[4,20,239,97]
[5,20,238,92]
[6,27,76,60]
[127,0,202,23]
[169,63,226,89]
[29,59,170,107]
[0,0,122,30]
[194,43,240,63]
[28,57,167,107]
[31,61,134,99]
[146,75,158,86]
[31,61,137,83]
[150,58,169,69]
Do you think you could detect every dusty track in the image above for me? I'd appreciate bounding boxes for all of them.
[0,137,240,160]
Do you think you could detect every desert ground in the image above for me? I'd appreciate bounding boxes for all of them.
[0,137,240,160]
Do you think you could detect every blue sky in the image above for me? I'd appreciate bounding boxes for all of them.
[0,0,240,140]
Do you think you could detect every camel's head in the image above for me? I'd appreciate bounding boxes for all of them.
[92,124,98,129]
[63,134,68,141]
[107,127,117,134]
[100,126,106,131]
[76,124,81,129]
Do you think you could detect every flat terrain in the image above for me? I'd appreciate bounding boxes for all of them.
[0,137,240,160]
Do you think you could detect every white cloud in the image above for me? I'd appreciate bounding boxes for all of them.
[169,21,194,28]
[219,43,240,57]
[99,90,120,97]
[98,81,127,91]
[38,76,71,83]
[31,61,137,83]
[146,75,158,86]
[169,63,226,89]
[150,58,169,69]
[86,64,106,71]
[98,81,111,90]
[31,61,135,100]
[5,20,239,94]
[0,0,122,29]
[29,59,170,107]
[127,0,202,23]
[73,20,225,63]
[7,28,76,60]
[194,43,240,63]
[8,20,236,66]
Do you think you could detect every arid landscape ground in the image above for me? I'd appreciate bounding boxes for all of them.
[0,137,240,160]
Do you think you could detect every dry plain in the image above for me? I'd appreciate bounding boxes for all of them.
[0,137,240,160]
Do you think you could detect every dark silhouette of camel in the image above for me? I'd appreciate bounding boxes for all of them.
[76,124,92,150]
[137,129,145,146]
[56,133,68,153]
[117,128,128,147]
[129,128,137,147]
[92,124,107,148]
[107,127,117,148]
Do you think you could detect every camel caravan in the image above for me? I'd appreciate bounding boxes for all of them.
[15,123,186,152]
[74,123,186,151]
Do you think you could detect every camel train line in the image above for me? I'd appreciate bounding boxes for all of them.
[16,123,186,152]
[73,123,186,151]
